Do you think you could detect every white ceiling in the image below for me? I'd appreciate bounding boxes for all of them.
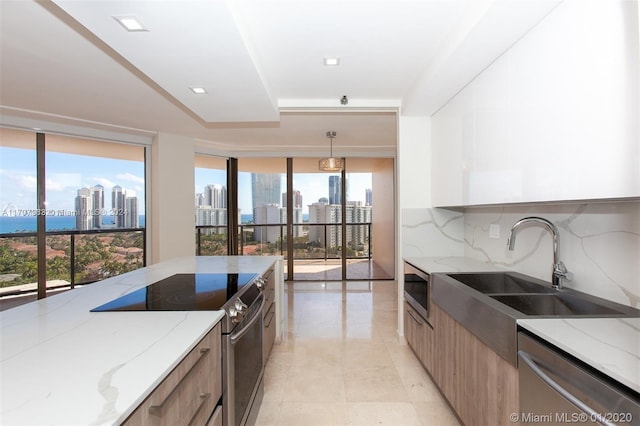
[0,0,561,157]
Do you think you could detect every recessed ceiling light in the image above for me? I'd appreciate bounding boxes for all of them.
[189,87,207,94]
[324,57,340,66]
[113,16,148,32]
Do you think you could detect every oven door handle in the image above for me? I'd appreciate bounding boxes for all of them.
[518,350,615,426]
[229,294,265,344]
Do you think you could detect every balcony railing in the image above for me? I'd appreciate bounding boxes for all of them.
[0,228,146,297]
[196,222,372,260]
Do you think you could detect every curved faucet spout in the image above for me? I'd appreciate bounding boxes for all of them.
[507,216,570,289]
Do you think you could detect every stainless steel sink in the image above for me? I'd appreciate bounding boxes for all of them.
[490,293,626,316]
[432,271,640,366]
[446,272,556,294]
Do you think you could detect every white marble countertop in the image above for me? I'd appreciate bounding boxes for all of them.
[404,256,505,274]
[0,255,280,426]
[518,318,640,393]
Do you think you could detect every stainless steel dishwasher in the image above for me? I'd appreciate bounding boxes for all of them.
[517,332,639,426]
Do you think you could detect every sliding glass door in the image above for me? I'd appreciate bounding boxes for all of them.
[291,158,344,280]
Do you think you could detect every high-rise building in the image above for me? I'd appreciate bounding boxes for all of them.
[252,174,281,211]
[75,185,138,230]
[91,184,104,228]
[75,187,92,230]
[196,184,228,232]
[195,206,228,233]
[346,201,372,246]
[253,203,283,243]
[308,200,371,248]
[124,196,139,228]
[204,184,226,208]
[282,190,302,208]
[112,186,126,228]
[365,188,372,206]
[308,200,341,247]
[328,176,341,205]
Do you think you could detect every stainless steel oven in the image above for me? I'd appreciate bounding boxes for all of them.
[403,261,431,325]
[221,281,264,426]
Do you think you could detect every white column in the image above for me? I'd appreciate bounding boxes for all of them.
[149,132,195,263]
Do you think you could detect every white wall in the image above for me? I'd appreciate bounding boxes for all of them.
[397,115,431,209]
[150,132,195,263]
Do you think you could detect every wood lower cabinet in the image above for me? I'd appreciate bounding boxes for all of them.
[403,301,434,373]
[124,322,222,426]
[207,404,222,426]
[262,267,276,365]
[432,304,519,426]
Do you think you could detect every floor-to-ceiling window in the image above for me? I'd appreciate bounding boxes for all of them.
[0,128,38,301]
[291,157,394,281]
[195,155,228,255]
[237,158,287,257]
[291,158,344,280]
[0,129,146,307]
[189,155,395,281]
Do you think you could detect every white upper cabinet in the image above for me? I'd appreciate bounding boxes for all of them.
[431,0,640,207]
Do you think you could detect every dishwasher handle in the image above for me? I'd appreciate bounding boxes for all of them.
[518,350,615,426]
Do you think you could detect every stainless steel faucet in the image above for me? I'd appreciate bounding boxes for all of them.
[507,216,571,289]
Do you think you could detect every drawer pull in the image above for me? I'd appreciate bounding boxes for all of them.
[149,348,210,417]
[407,309,423,325]
[264,310,275,328]
[186,393,212,426]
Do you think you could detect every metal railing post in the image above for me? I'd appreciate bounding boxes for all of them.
[324,224,328,261]
[368,223,372,260]
[70,234,75,288]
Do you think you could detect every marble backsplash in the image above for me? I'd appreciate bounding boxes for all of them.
[402,201,640,308]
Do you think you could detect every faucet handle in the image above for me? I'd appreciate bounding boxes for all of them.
[554,262,573,282]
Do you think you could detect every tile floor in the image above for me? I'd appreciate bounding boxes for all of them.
[255,281,460,426]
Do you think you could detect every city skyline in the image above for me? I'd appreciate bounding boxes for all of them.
[1,145,372,219]
[75,184,139,230]
[0,147,145,215]
[194,169,372,215]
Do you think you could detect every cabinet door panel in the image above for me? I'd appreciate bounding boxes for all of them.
[433,304,518,426]
[124,323,222,426]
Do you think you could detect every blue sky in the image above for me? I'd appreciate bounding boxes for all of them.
[0,147,145,214]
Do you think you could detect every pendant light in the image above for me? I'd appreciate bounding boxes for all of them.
[319,131,344,171]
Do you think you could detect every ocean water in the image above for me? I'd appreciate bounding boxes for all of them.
[0,216,146,233]
[1,213,306,233]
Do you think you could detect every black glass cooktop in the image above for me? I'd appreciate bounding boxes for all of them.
[91,273,259,312]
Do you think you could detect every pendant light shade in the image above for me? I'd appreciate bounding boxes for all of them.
[319,131,344,171]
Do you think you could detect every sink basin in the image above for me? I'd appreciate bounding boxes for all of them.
[446,272,556,294]
[433,271,639,366]
[490,293,626,316]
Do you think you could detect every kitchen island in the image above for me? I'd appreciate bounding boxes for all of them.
[0,256,282,425]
